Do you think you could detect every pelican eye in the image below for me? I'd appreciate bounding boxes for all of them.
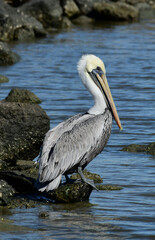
[93,66,104,78]
[96,66,102,71]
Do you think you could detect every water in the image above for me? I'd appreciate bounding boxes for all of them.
[0,20,155,239]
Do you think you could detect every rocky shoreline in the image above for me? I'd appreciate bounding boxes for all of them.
[0,159,122,208]
[0,0,155,69]
[0,0,155,43]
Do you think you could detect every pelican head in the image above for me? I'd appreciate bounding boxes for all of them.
[78,54,122,130]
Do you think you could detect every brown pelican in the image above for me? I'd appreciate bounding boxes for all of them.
[35,54,122,192]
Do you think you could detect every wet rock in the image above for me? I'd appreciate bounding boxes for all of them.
[137,3,155,20]
[72,15,95,25]
[62,0,81,18]
[0,42,19,66]
[48,182,93,203]
[92,2,139,21]
[5,0,29,7]
[0,171,37,193]
[39,211,49,218]
[0,97,50,164]
[0,75,9,83]
[4,88,41,104]
[0,180,16,206]
[0,163,123,207]
[122,142,155,155]
[71,169,103,183]
[61,17,73,29]
[0,1,46,42]
[19,0,63,29]
[74,0,95,15]
[0,160,8,170]
[96,184,123,191]
[0,168,92,204]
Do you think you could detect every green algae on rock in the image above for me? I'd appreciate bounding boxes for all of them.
[96,184,123,191]
[0,180,16,206]
[0,98,50,163]
[0,160,122,207]
[48,182,93,203]
[122,142,155,155]
[4,88,42,104]
[0,42,19,66]
[0,75,9,83]
[70,169,103,183]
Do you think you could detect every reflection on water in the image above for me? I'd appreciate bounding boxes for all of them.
[0,20,155,240]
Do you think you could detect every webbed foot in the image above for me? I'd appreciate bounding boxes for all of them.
[78,167,98,190]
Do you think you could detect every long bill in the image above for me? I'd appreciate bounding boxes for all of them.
[96,73,123,130]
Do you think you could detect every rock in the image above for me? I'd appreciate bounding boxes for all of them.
[0,42,20,65]
[39,212,49,218]
[0,75,9,83]
[62,0,81,18]
[92,2,139,21]
[72,15,95,25]
[74,0,95,15]
[0,99,50,164]
[0,1,46,42]
[0,168,92,204]
[5,0,29,7]
[71,169,103,183]
[96,184,123,191]
[61,17,73,29]
[0,162,123,207]
[47,182,93,203]
[4,88,42,104]
[0,160,8,170]
[0,171,37,193]
[137,3,155,20]
[0,180,16,206]
[122,142,155,155]
[19,0,63,29]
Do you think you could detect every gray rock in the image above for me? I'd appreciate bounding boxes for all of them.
[122,142,155,155]
[0,1,46,42]
[0,179,16,206]
[4,88,42,104]
[72,15,95,25]
[0,160,8,170]
[71,169,103,183]
[0,75,9,83]
[137,3,155,20]
[0,171,37,193]
[61,17,73,29]
[0,42,19,65]
[75,0,95,15]
[19,0,63,29]
[92,2,139,21]
[62,0,81,18]
[5,0,29,7]
[0,99,50,164]
[48,182,93,203]
[0,169,93,205]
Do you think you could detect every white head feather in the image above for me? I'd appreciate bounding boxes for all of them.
[77,54,107,115]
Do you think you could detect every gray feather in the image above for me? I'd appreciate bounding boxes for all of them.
[36,109,112,191]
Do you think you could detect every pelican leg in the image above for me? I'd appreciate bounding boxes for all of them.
[65,174,70,183]
[78,167,98,190]
[65,174,75,184]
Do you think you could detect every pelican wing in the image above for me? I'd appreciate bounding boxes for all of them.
[38,113,91,179]
[38,113,110,183]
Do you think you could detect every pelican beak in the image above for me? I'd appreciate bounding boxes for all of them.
[96,72,122,130]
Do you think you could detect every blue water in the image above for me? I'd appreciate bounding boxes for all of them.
[0,20,155,239]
